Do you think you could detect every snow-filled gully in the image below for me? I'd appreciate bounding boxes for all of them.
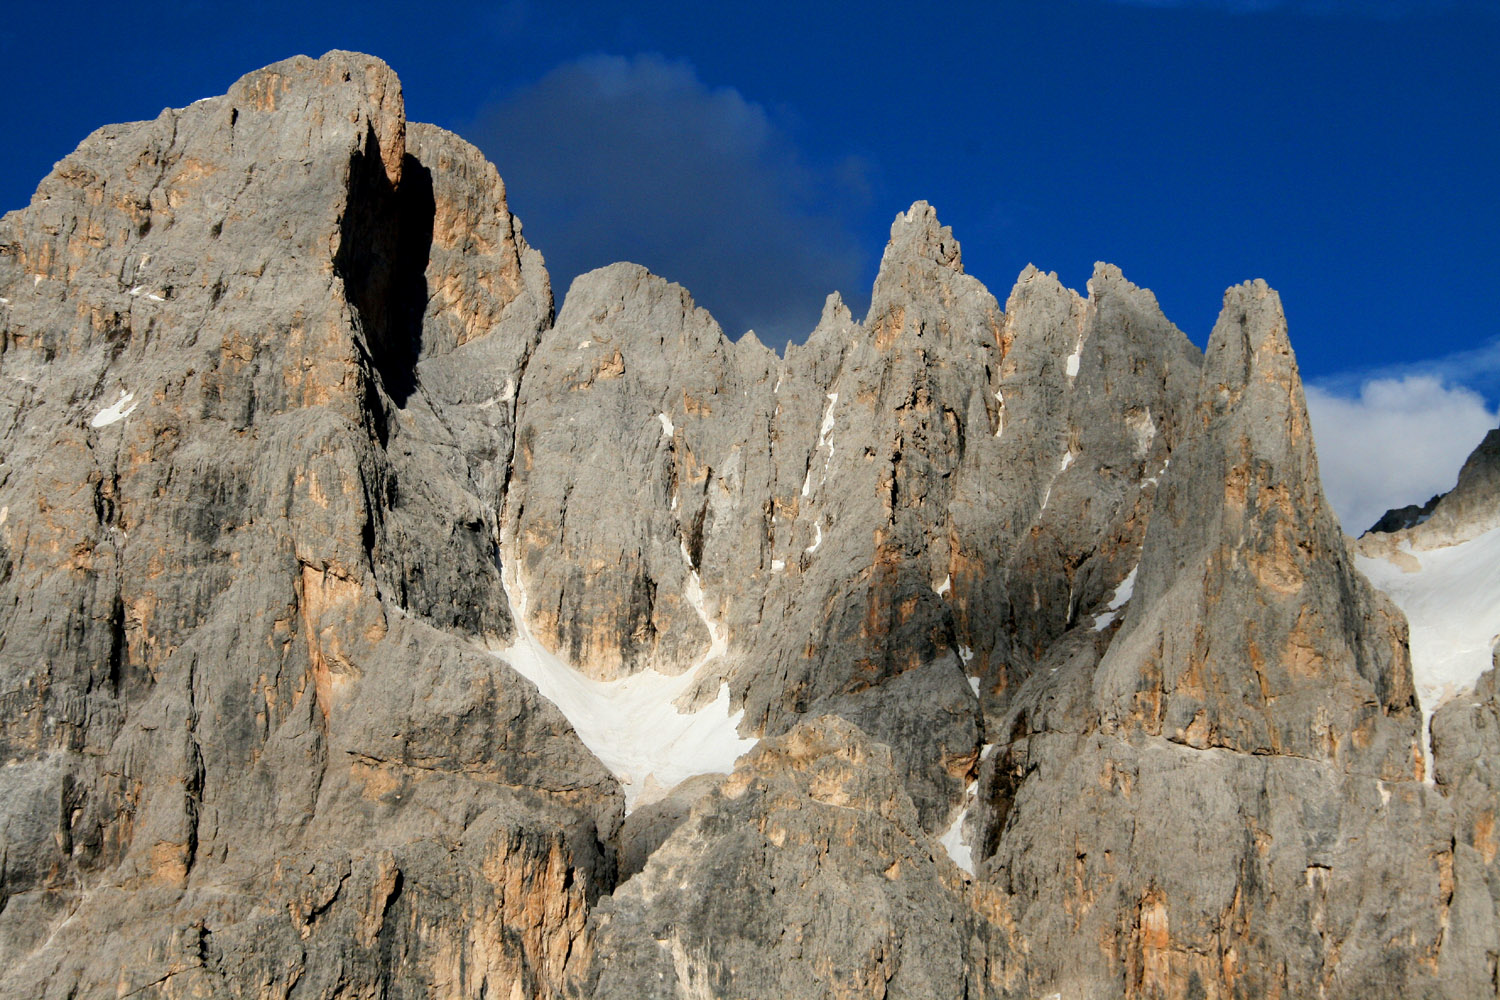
[494,555,758,812]
[1357,524,1500,781]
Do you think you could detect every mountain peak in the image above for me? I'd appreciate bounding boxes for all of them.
[819,289,853,327]
[880,200,962,275]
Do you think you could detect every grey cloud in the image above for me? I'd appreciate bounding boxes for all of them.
[470,54,872,350]
[1306,375,1499,534]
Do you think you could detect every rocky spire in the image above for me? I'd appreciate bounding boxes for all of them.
[1096,280,1422,775]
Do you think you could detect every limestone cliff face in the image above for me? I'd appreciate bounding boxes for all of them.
[972,281,1449,1000]
[1358,422,1500,993]
[586,717,980,999]
[0,50,1496,1000]
[1095,280,1420,772]
[0,52,616,1000]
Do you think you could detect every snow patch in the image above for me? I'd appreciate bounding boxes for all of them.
[809,392,840,489]
[805,521,823,554]
[496,560,757,812]
[478,378,516,409]
[770,559,785,573]
[657,412,675,438]
[90,391,138,428]
[934,574,952,597]
[1039,448,1077,511]
[1142,457,1171,490]
[1065,345,1081,378]
[1357,524,1500,781]
[818,393,839,449]
[958,644,974,665]
[939,779,980,875]
[968,675,981,697]
[1092,567,1138,631]
[0,297,10,305]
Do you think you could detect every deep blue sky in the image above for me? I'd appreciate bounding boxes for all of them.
[3,1,1499,501]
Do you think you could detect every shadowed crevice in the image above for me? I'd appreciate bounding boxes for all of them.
[335,129,434,408]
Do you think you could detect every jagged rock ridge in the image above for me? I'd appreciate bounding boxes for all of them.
[0,50,1496,1000]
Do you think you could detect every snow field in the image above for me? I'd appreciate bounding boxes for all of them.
[1092,566,1138,631]
[496,554,757,812]
[939,745,995,876]
[1357,524,1500,779]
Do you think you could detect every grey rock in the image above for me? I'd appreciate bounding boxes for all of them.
[1367,492,1442,534]
[584,717,978,1000]
[504,261,761,680]
[2,48,1495,1000]
[970,280,1463,999]
[1390,425,1500,548]
[615,771,726,882]
[0,51,618,1000]
[1365,423,1500,542]
[1095,279,1421,771]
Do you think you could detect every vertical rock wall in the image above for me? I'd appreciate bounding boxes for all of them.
[0,49,1493,1000]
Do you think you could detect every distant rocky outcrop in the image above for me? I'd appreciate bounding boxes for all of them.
[1368,493,1442,534]
[0,50,1496,1000]
[1368,427,1500,539]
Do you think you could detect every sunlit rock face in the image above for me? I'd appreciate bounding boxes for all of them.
[0,51,616,1000]
[1,50,1496,1000]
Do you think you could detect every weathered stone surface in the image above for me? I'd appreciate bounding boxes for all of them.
[583,717,979,999]
[0,51,617,1000]
[505,261,762,680]
[1368,492,1442,534]
[1095,280,1421,772]
[1369,424,1500,546]
[2,48,1497,1000]
[965,281,1466,999]
[1431,659,1500,992]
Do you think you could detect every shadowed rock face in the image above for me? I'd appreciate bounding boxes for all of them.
[586,716,980,999]
[0,50,1495,1000]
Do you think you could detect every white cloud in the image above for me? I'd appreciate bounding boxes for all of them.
[1306,376,1498,534]
[1315,336,1500,403]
